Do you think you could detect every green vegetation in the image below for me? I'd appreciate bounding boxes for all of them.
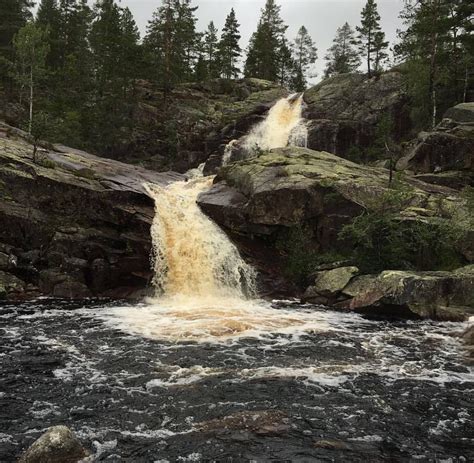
[339,184,464,273]
[276,226,345,285]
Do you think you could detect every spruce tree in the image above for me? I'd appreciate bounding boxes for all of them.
[203,21,219,78]
[324,22,360,78]
[356,0,387,78]
[244,0,287,81]
[36,0,62,69]
[291,26,317,90]
[217,8,241,79]
[0,0,32,90]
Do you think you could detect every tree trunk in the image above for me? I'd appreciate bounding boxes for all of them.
[29,66,33,134]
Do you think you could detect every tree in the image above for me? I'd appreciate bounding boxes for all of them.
[324,22,361,77]
[373,30,389,73]
[395,0,472,129]
[356,0,387,78]
[36,0,62,69]
[144,0,199,95]
[244,0,287,81]
[0,0,32,90]
[217,8,241,79]
[291,25,317,90]
[13,22,49,133]
[203,21,219,78]
[276,37,294,87]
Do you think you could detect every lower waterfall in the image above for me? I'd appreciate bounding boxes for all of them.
[145,177,256,299]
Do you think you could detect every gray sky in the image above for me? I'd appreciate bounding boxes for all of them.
[121,0,405,82]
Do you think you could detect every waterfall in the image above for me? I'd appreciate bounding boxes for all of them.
[242,93,307,153]
[98,93,324,342]
[145,178,256,300]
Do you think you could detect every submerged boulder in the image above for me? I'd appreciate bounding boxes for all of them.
[18,425,89,463]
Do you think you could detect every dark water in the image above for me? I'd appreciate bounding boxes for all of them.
[1,299,473,462]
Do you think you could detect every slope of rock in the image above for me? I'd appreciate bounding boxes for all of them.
[110,78,287,173]
[0,123,182,299]
[302,72,411,159]
[397,102,474,188]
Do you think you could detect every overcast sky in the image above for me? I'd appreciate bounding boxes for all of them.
[120,0,405,83]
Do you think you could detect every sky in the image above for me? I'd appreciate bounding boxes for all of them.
[120,0,406,83]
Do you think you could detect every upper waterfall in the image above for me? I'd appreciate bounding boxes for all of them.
[222,93,307,166]
[244,93,306,151]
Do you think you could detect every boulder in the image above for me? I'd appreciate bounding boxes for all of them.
[0,270,25,297]
[303,266,359,303]
[303,72,411,159]
[18,426,89,463]
[396,103,474,182]
[0,123,182,299]
[338,266,474,321]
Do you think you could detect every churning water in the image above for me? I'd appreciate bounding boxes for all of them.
[1,299,473,461]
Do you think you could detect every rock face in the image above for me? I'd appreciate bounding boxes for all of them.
[199,147,463,241]
[397,102,474,188]
[303,72,411,159]
[111,78,287,173]
[18,425,89,463]
[0,123,182,299]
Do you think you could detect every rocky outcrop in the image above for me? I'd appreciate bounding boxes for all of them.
[397,102,474,188]
[199,147,464,240]
[302,266,359,304]
[335,266,474,321]
[0,123,181,299]
[302,72,411,159]
[111,78,287,173]
[18,426,89,463]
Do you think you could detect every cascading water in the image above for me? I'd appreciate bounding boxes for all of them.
[144,178,256,299]
[243,93,307,154]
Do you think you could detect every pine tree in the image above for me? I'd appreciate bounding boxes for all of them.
[372,30,389,73]
[244,0,287,81]
[203,21,219,78]
[144,0,199,94]
[395,0,471,128]
[324,22,361,78]
[119,7,141,93]
[217,8,241,79]
[13,22,49,133]
[356,0,387,78]
[291,26,317,90]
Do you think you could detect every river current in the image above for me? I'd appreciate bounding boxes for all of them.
[1,298,473,462]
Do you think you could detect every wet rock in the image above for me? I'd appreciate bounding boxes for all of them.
[52,280,92,298]
[339,266,474,321]
[303,266,359,303]
[18,425,89,463]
